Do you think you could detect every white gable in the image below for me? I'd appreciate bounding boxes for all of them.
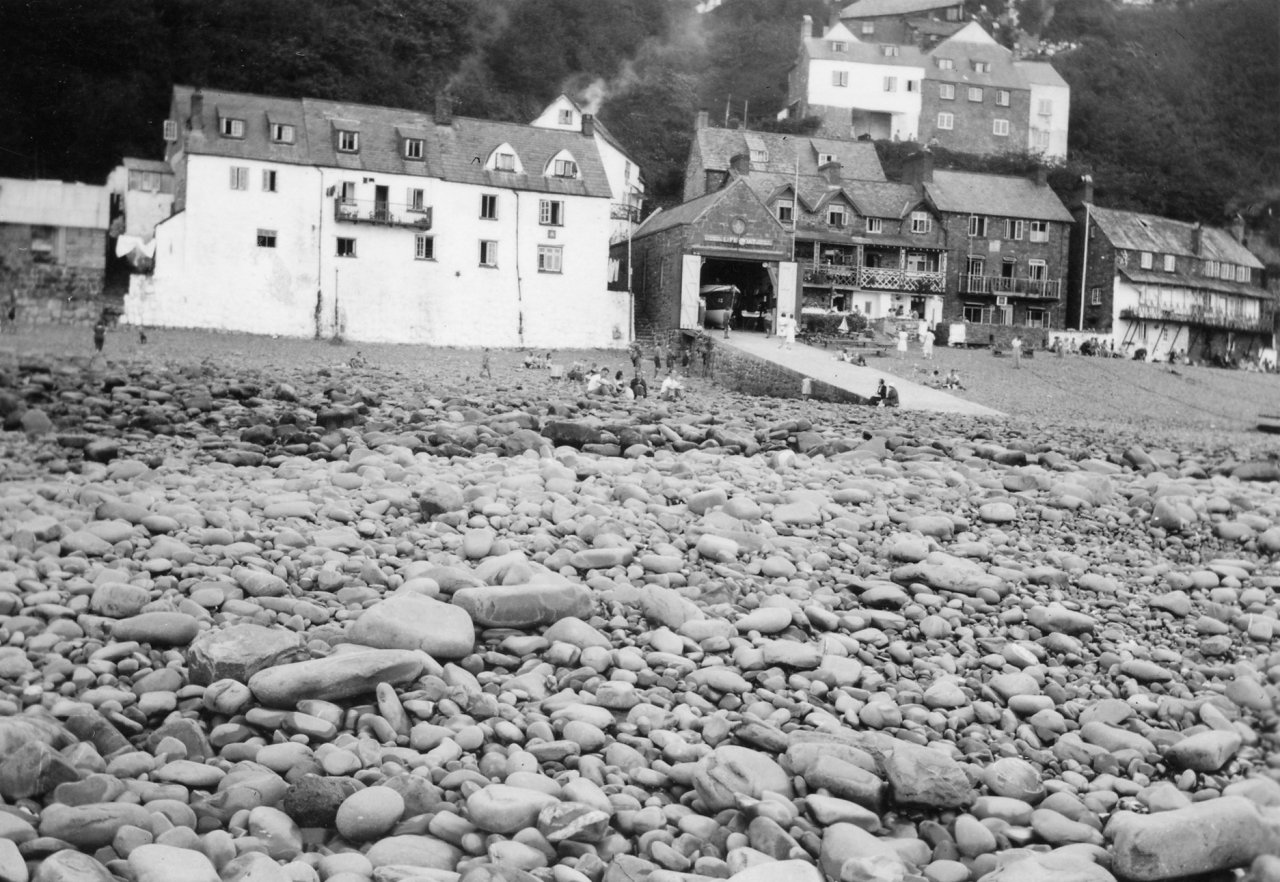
[821,22,859,42]
[938,21,999,46]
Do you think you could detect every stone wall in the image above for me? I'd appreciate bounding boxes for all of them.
[687,332,870,405]
[936,322,1050,349]
[0,224,108,325]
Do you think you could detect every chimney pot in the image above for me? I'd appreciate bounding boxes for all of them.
[581,113,595,138]
[1034,165,1048,187]
[1080,173,1094,205]
[435,93,453,126]
[695,110,709,130]
[1191,222,1203,257]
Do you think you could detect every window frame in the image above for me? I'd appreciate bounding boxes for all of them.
[1029,220,1049,243]
[1027,258,1048,281]
[495,152,516,172]
[974,61,991,73]
[229,166,249,191]
[882,45,899,57]
[1163,254,1176,273]
[827,205,847,227]
[404,138,424,160]
[866,217,883,234]
[937,58,955,70]
[968,87,983,102]
[271,123,295,144]
[336,237,357,258]
[537,244,563,273]
[539,199,565,226]
[830,40,847,52]
[256,229,277,248]
[1139,252,1153,269]
[939,83,956,101]
[220,117,245,138]
[860,21,874,34]
[479,240,498,267]
[937,112,954,130]
[1004,219,1024,240]
[993,118,1010,137]
[776,199,794,224]
[262,169,277,192]
[967,214,987,237]
[1237,266,1250,282]
[1204,259,1219,277]
[337,130,359,153]
[414,234,434,261]
[163,119,178,141]
[1038,99,1053,116]
[1090,286,1102,305]
[910,211,932,234]
[552,158,578,178]
[883,76,897,92]
[480,193,498,220]
[558,109,574,125]
[408,188,426,212]
[962,303,986,323]
[996,90,1010,107]
[832,70,849,87]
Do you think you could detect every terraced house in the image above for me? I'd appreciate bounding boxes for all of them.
[1069,195,1272,363]
[134,86,629,347]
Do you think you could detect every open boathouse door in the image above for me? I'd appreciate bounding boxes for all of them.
[679,254,703,330]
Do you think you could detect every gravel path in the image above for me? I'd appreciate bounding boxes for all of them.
[2,325,1280,882]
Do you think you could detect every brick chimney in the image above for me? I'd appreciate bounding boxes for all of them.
[729,153,751,176]
[820,161,843,186]
[1191,222,1203,256]
[904,148,933,186]
[695,110,709,130]
[581,114,595,138]
[189,89,204,131]
[1079,174,1094,205]
[435,93,453,126]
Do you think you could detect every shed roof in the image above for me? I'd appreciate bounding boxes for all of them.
[1092,205,1263,269]
[925,170,1072,222]
[0,178,109,229]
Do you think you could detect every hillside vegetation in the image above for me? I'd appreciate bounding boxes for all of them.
[0,0,1274,231]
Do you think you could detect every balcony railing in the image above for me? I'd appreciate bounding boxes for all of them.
[1120,304,1275,332]
[962,274,1062,299]
[334,198,432,229]
[803,262,944,293]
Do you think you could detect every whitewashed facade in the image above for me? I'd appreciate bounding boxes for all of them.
[131,86,629,348]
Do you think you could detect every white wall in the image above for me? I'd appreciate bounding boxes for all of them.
[1028,83,1069,161]
[806,59,923,139]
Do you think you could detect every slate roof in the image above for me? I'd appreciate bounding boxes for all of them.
[1092,206,1263,269]
[691,127,886,184]
[171,85,612,199]
[842,180,924,218]
[633,179,777,239]
[1018,61,1069,88]
[925,170,1072,222]
[842,0,960,17]
[1119,267,1268,299]
[122,157,173,174]
[0,178,109,229]
[805,37,930,66]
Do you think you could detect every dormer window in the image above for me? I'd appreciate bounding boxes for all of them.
[882,45,899,57]
[827,205,846,227]
[404,138,424,160]
[496,152,516,171]
[818,152,836,166]
[830,40,847,52]
[488,144,524,174]
[937,58,954,70]
[552,158,578,178]
[337,130,359,153]
[220,117,245,138]
[271,123,295,144]
[866,217,883,234]
[973,61,991,73]
[558,109,574,125]
[745,135,769,164]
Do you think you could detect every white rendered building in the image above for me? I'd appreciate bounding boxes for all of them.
[131,86,629,348]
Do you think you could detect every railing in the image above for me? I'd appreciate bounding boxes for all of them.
[334,198,432,229]
[962,274,1062,299]
[1120,304,1274,332]
[803,262,944,292]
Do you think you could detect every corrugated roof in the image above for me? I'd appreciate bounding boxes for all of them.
[1092,206,1263,269]
[926,170,1072,222]
[842,0,960,18]
[0,178,109,229]
[172,85,612,199]
[1119,266,1268,299]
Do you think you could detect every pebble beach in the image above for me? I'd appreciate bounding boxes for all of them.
[2,326,1280,882]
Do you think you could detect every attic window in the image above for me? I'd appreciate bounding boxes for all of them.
[337,130,359,153]
[973,61,991,73]
[271,123,295,144]
[558,109,574,125]
[163,120,178,142]
[552,158,578,178]
[937,58,954,70]
[866,217,883,234]
[495,152,516,171]
[818,152,836,166]
[1163,254,1176,272]
[220,117,245,138]
[830,41,847,52]
[745,135,769,164]
[882,45,900,57]
[404,138,424,160]
[1237,266,1250,282]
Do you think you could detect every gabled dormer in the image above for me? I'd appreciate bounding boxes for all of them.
[545,149,580,179]
[487,143,522,174]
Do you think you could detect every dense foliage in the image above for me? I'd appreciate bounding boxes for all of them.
[0,0,1273,232]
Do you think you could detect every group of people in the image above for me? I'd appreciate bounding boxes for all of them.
[772,313,798,349]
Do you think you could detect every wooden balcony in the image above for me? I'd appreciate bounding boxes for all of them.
[962,274,1062,300]
[334,198,432,229]
[1121,304,1274,332]
[803,262,944,293]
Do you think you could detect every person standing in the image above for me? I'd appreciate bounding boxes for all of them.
[922,326,935,360]
[480,347,492,379]
[897,327,908,360]
[92,314,107,353]
[652,339,664,376]
[1011,335,1022,369]
[629,340,643,378]
[723,288,736,339]
[701,334,714,377]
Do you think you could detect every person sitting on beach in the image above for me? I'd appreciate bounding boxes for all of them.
[566,361,586,382]
[942,368,964,390]
[659,372,684,401]
[523,351,541,369]
[869,379,899,408]
[631,374,649,398]
[586,369,609,396]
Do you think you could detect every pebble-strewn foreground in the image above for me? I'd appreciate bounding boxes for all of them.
[3,350,1280,882]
